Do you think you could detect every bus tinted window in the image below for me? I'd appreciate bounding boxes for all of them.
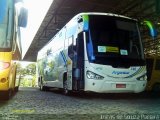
[0,27,11,49]
[86,15,145,66]
[0,0,12,51]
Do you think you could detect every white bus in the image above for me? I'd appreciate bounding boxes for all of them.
[37,12,147,94]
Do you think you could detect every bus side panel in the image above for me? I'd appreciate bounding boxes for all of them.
[37,30,66,88]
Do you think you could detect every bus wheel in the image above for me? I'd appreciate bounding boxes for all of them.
[40,77,44,91]
[3,90,12,100]
[14,86,19,92]
[152,83,160,92]
[40,81,48,91]
[40,81,44,91]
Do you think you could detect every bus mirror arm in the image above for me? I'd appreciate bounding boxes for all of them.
[12,43,16,54]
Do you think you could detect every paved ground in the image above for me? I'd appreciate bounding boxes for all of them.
[0,87,160,120]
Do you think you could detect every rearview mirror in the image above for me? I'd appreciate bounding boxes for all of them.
[18,7,28,27]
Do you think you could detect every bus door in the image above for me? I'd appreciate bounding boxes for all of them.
[71,32,85,91]
[77,32,85,90]
[66,36,74,90]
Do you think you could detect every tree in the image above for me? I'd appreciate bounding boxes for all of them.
[26,63,36,75]
[17,62,36,87]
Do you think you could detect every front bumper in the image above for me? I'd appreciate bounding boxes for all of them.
[84,79,147,93]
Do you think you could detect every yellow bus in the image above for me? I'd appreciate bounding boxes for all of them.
[146,57,160,92]
[0,0,27,100]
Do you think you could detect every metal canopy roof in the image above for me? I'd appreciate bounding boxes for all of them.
[23,0,158,61]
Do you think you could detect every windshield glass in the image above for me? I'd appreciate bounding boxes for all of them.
[0,0,12,51]
[86,15,145,67]
[0,26,11,50]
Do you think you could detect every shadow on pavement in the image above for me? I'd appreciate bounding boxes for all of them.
[48,88,160,100]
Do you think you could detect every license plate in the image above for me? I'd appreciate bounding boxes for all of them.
[116,84,126,88]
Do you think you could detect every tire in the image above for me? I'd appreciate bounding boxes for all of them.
[40,79,49,91]
[38,77,41,87]
[39,77,44,91]
[40,81,44,91]
[0,89,12,100]
[14,86,19,92]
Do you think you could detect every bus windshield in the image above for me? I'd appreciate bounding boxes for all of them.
[0,1,13,51]
[86,15,145,67]
[0,25,12,51]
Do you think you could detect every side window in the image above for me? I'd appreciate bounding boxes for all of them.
[155,59,160,70]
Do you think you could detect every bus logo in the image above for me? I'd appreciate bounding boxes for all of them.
[112,71,130,75]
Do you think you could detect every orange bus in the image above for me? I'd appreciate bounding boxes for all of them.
[0,0,27,100]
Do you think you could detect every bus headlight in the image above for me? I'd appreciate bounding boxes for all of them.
[137,74,147,81]
[0,78,7,83]
[0,61,10,71]
[86,71,104,80]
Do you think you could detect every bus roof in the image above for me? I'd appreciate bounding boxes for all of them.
[73,12,137,21]
[37,12,137,56]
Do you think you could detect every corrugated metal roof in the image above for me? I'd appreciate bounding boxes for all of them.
[23,0,158,61]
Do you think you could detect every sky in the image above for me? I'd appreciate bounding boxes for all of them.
[20,0,53,58]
